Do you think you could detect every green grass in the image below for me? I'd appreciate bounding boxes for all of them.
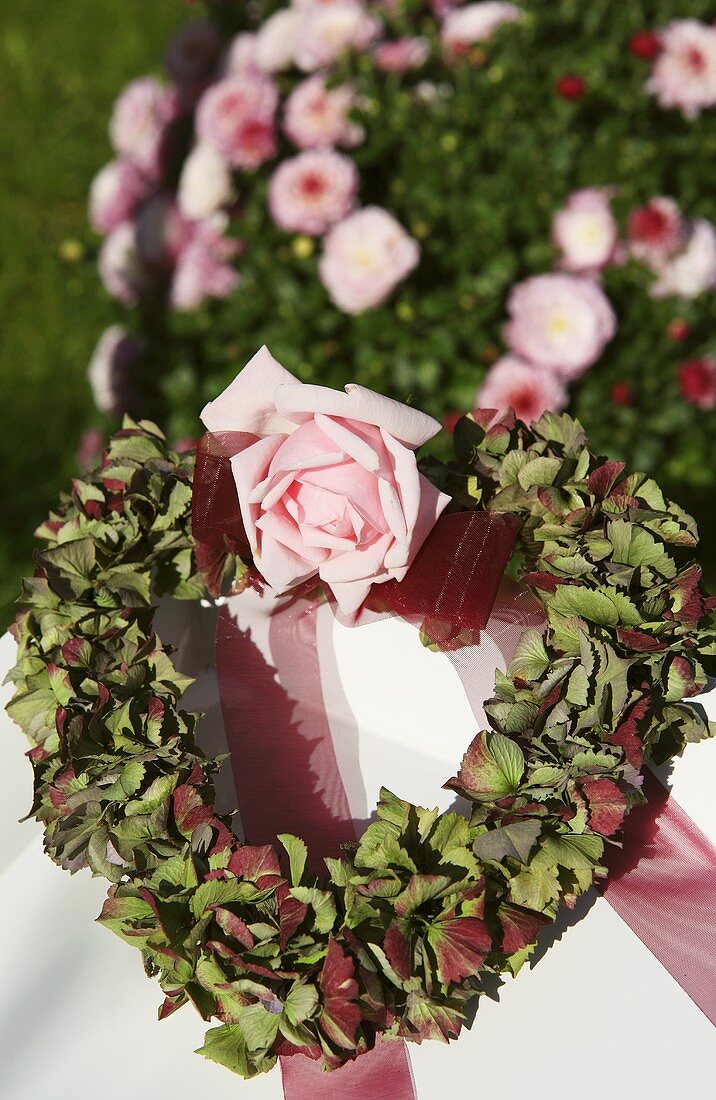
[0,0,183,626]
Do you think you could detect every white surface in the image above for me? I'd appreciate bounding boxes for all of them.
[1,614,715,1099]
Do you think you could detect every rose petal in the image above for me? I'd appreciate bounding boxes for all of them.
[327,576,375,615]
[319,533,393,584]
[380,429,421,537]
[256,509,330,564]
[274,382,442,448]
[314,413,381,472]
[378,478,408,543]
[201,346,304,437]
[256,532,320,591]
[383,473,450,576]
[230,435,285,552]
[248,470,296,507]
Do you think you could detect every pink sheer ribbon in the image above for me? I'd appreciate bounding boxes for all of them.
[603,769,716,1024]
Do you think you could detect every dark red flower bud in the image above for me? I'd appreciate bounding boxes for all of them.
[667,319,690,342]
[611,382,633,408]
[629,31,661,61]
[555,74,586,101]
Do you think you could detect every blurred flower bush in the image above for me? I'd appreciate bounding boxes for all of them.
[87,0,716,502]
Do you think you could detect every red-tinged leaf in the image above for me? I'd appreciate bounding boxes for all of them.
[402,992,464,1042]
[521,571,573,592]
[384,920,412,980]
[608,694,649,768]
[159,992,187,1020]
[670,565,709,625]
[319,940,361,1050]
[616,628,667,653]
[61,637,90,666]
[212,907,254,949]
[581,777,627,837]
[445,731,520,800]
[588,460,625,498]
[426,916,492,984]
[228,844,281,881]
[471,408,498,429]
[277,884,308,948]
[102,478,126,493]
[273,1036,322,1060]
[173,783,214,836]
[498,904,547,955]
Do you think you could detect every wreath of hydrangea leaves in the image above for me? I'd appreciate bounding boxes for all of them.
[6,410,715,1080]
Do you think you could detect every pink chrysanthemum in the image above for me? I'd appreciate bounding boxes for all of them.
[171,224,241,312]
[441,2,522,60]
[196,73,279,169]
[88,159,149,235]
[269,150,359,236]
[678,357,716,410]
[477,355,568,424]
[319,206,420,314]
[109,77,178,180]
[374,36,430,73]
[628,197,685,265]
[294,1,380,73]
[504,273,616,379]
[650,219,716,300]
[647,19,716,118]
[284,75,364,150]
[552,188,619,273]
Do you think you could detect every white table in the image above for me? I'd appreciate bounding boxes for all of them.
[1,611,715,1099]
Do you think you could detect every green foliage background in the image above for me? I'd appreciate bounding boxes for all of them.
[1,0,715,627]
[0,0,182,625]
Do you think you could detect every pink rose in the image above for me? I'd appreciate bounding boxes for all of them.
[268,150,359,236]
[200,346,449,613]
[319,206,420,314]
[647,19,716,118]
[504,273,616,379]
[196,73,279,169]
[476,355,568,425]
[109,77,178,180]
[88,158,149,235]
[552,187,619,273]
[374,37,430,73]
[284,75,364,150]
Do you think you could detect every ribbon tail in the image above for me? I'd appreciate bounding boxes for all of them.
[281,1040,416,1100]
[603,769,716,1025]
[213,597,418,1099]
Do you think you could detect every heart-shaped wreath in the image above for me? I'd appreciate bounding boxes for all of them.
[6,398,715,1080]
